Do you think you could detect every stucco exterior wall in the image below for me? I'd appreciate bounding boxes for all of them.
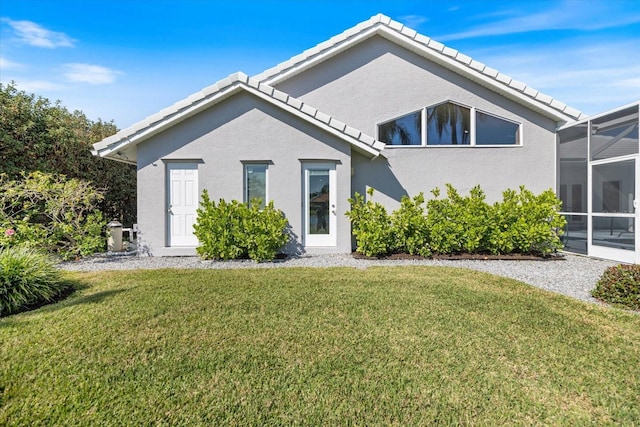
[275,36,559,207]
[136,92,353,256]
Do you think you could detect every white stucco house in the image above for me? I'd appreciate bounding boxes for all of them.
[93,14,639,263]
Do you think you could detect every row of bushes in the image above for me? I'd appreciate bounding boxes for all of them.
[193,190,289,262]
[346,185,566,257]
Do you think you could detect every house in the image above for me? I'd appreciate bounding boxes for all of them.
[92,14,640,263]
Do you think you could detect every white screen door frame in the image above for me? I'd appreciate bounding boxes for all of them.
[588,156,638,263]
[303,163,337,247]
[167,163,199,247]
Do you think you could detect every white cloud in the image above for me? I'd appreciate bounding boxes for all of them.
[471,40,640,115]
[438,1,640,41]
[2,18,75,48]
[62,63,121,84]
[398,15,428,28]
[0,56,24,70]
[6,79,65,92]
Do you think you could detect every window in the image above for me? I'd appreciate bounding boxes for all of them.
[244,163,268,208]
[476,111,520,145]
[427,103,471,145]
[378,101,520,147]
[378,110,421,145]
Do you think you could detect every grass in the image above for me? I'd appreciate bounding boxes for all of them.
[1,266,639,425]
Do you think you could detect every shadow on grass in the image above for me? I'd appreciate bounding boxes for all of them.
[1,278,126,319]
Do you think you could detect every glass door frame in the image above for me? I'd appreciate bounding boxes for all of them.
[588,154,638,263]
[303,162,337,247]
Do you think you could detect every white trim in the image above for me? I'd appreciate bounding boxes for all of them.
[166,162,199,248]
[256,15,582,122]
[93,73,385,163]
[379,100,522,148]
[243,162,269,206]
[303,162,337,247]
[557,101,639,131]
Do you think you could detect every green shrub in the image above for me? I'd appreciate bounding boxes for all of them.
[0,246,66,316]
[390,193,431,256]
[242,200,289,262]
[426,185,493,254]
[193,192,245,260]
[491,187,566,256]
[0,172,106,260]
[346,188,393,257]
[193,190,288,262]
[592,264,640,310]
[346,184,565,257]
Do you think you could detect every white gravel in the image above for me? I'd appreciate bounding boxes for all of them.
[59,252,618,304]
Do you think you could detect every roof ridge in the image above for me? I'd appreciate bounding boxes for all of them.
[93,72,384,160]
[254,13,584,121]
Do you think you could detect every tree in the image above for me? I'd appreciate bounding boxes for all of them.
[0,82,136,225]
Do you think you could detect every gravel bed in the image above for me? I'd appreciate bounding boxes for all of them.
[59,252,618,304]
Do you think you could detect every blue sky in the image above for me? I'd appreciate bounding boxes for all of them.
[1,0,639,129]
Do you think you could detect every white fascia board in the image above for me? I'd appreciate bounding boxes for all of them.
[258,22,577,123]
[94,84,245,159]
[257,26,381,85]
[246,87,381,158]
[374,27,578,122]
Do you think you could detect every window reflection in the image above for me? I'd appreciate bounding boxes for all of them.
[378,111,421,145]
[476,111,519,145]
[427,102,471,145]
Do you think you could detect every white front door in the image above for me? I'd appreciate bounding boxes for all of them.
[167,163,199,247]
[303,163,337,247]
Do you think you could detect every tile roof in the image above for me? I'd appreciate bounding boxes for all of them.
[92,73,385,163]
[255,13,586,122]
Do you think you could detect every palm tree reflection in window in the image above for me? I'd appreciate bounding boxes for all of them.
[378,110,422,145]
[427,102,471,145]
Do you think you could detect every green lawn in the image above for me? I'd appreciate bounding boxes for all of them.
[1,267,639,425]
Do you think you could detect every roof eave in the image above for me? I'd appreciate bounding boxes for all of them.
[256,16,583,123]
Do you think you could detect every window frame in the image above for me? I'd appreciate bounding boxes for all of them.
[377,100,522,148]
[474,108,522,146]
[242,162,269,207]
[377,109,423,146]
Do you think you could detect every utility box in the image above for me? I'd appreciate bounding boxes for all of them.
[107,220,123,252]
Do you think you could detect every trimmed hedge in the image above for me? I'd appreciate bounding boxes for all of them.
[193,190,289,262]
[347,184,566,257]
[592,264,640,310]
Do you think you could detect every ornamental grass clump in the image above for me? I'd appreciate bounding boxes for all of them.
[592,264,640,310]
[0,246,66,316]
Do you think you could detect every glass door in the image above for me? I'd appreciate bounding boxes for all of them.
[303,163,336,247]
[589,158,637,263]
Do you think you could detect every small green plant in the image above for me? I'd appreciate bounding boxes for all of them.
[390,193,431,256]
[592,264,640,310]
[0,246,66,316]
[426,185,493,254]
[242,200,289,262]
[491,187,566,256]
[193,190,288,262]
[346,188,393,257]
